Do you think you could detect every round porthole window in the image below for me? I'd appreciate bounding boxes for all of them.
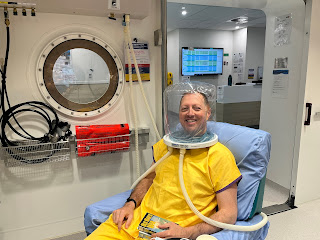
[36,33,124,118]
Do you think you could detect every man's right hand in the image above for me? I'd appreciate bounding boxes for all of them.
[112,201,135,232]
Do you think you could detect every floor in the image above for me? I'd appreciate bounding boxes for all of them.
[266,198,320,239]
[49,179,320,240]
[263,179,320,239]
[263,178,289,208]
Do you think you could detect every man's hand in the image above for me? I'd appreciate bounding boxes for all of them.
[151,222,192,239]
[112,201,135,232]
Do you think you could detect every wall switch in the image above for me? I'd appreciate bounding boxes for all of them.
[108,0,120,10]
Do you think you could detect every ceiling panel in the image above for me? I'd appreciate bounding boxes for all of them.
[167,2,266,32]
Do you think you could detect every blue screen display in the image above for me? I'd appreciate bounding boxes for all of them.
[181,48,223,76]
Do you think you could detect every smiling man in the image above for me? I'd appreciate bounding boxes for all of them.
[179,92,211,136]
[85,83,242,240]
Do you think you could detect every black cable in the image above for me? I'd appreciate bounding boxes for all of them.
[0,23,66,164]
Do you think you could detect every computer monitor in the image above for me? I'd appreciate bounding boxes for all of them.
[181,47,223,76]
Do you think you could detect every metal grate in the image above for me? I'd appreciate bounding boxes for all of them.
[76,134,130,157]
[1,140,71,167]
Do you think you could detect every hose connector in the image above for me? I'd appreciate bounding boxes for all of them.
[179,148,186,155]
[4,7,10,26]
[125,14,130,23]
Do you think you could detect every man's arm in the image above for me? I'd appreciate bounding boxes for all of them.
[112,164,156,231]
[153,182,238,239]
[186,182,238,238]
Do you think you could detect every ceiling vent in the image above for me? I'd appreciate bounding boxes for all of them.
[227,16,249,24]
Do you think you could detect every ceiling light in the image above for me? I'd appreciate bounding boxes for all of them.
[235,26,240,29]
[181,6,187,15]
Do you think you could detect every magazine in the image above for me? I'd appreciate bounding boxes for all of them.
[137,212,171,239]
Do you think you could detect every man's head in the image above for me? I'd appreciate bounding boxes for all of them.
[179,92,211,136]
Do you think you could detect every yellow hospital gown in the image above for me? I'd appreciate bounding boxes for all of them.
[86,140,242,240]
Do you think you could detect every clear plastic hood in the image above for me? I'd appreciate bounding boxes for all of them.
[163,81,216,145]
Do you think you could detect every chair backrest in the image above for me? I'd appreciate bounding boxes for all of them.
[207,122,271,220]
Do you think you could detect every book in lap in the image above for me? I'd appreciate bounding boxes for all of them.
[138,212,171,239]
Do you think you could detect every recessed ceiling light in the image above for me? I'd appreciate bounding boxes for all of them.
[181,6,187,15]
[235,26,240,29]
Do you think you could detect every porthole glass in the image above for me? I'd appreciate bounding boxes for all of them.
[53,48,110,104]
[41,38,121,113]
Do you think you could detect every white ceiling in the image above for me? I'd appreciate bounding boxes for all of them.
[0,1,266,30]
[167,2,266,32]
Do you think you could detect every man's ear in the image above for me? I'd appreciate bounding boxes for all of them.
[206,107,211,120]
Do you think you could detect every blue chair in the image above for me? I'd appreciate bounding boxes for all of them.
[84,122,271,239]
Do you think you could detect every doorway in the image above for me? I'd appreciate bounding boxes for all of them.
[164,0,307,213]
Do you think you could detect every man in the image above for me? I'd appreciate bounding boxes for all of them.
[85,91,242,240]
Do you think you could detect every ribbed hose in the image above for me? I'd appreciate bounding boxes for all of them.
[124,26,140,177]
[124,15,161,141]
[178,148,269,232]
[130,147,173,189]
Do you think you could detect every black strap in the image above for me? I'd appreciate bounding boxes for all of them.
[126,198,137,208]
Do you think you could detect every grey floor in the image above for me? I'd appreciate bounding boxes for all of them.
[49,179,320,240]
[263,178,289,208]
[263,179,320,239]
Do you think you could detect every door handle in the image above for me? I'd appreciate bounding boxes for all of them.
[304,103,312,126]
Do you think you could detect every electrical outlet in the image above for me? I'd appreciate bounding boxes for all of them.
[108,0,120,10]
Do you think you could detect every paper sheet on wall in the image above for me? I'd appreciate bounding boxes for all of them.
[272,70,289,98]
[274,14,292,46]
[248,69,255,79]
[274,57,288,68]
[124,42,150,81]
[233,53,244,74]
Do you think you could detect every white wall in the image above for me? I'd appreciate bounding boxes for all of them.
[167,29,180,84]
[0,1,161,239]
[167,28,252,86]
[167,28,234,87]
[245,27,266,82]
[232,28,247,83]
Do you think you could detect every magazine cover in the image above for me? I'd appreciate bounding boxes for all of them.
[138,212,171,238]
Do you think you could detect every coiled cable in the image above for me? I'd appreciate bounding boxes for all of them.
[0,22,67,164]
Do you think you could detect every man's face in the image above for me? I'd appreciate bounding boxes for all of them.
[179,93,211,136]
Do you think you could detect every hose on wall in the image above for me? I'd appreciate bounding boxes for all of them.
[124,27,141,177]
[123,14,161,141]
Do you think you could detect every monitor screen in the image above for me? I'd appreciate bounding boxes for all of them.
[181,47,223,76]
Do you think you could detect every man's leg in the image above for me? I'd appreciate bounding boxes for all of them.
[84,190,132,235]
[84,217,135,240]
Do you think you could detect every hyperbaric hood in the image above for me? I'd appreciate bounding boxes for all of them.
[163,81,216,145]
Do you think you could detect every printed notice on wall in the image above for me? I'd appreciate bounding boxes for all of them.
[274,14,292,46]
[272,70,289,98]
[248,69,255,79]
[233,53,244,74]
[125,42,150,81]
[274,57,288,69]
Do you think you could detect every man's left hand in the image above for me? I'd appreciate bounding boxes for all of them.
[151,222,191,239]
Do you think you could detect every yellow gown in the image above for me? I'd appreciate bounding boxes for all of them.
[86,140,242,240]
